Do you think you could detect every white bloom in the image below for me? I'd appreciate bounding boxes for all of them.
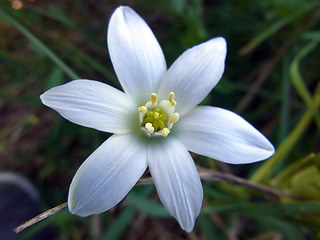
[40,6,274,232]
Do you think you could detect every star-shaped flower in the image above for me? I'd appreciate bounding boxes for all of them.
[40,6,274,232]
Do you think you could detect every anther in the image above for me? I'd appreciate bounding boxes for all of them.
[139,106,147,113]
[168,92,176,106]
[169,113,179,124]
[140,91,178,137]
[145,122,154,134]
[150,93,157,106]
[161,128,170,137]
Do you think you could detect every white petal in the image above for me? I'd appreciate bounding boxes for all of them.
[176,106,275,164]
[68,134,147,216]
[108,6,166,104]
[158,37,227,116]
[40,80,134,134]
[148,137,203,232]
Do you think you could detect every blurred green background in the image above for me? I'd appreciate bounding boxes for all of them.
[1,0,320,239]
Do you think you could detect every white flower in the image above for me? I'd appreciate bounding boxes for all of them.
[40,6,275,232]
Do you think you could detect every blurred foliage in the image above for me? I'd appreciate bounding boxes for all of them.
[0,0,320,239]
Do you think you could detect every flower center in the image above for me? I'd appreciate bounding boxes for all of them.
[138,92,179,137]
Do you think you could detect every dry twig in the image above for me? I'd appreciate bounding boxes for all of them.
[13,202,68,233]
[13,168,290,234]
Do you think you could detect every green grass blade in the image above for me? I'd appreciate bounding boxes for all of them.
[257,216,304,240]
[251,85,320,183]
[98,207,136,240]
[203,202,320,217]
[198,215,218,239]
[99,186,154,240]
[126,192,169,217]
[272,153,316,187]
[279,57,290,143]
[240,2,320,54]
[0,5,79,80]
[289,40,320,128]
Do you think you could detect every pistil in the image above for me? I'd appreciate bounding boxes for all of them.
[138,92,179,137]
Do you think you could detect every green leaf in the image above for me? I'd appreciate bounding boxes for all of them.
[240,1,320,54]
[99,186,155,240]
[47,4,75,27]
[203,185,240,202]
[257,216,304,240]
[46,67,64,89]
[0,5,79,79]
[198,215,218,239]
[169,0,186,14]
[98,207,136,240]
[272,153,316,187]
[203,202,320,218]
[126,192,169,217]
[251,85,320,183]
[289,40,320,128]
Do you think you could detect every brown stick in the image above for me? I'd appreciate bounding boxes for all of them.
[13,169,289,234]
[13,202,68,233]
[197,167,289,198]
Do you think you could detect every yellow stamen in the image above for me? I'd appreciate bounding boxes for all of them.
[145,122,154,134]
[150,93,157,106]
[161,128,170,137]
[169,113,179,124]
[168,92,176,106]
[139,91,179,137]
[139,106,147,113]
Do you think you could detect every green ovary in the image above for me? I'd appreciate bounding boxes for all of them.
[142,107,168,132]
